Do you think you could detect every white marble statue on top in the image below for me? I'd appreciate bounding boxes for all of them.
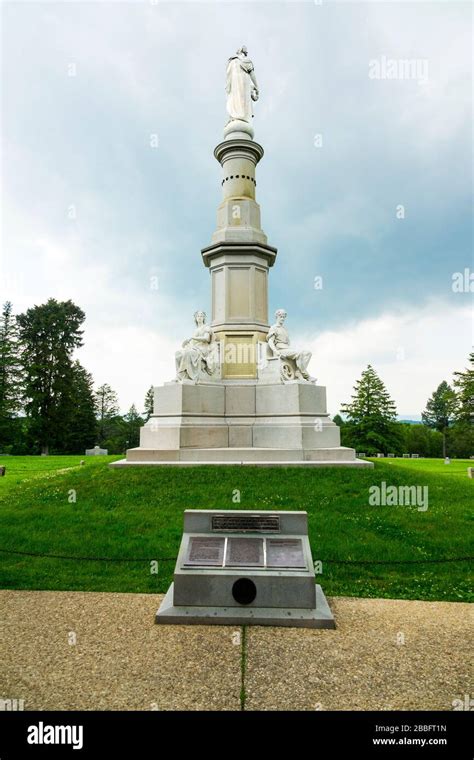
[226,46,259,124]
[267,309,315,382]
[175,311,218,383]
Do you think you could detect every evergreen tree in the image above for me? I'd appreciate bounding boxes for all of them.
[453,352,474,426]
[17,299,85,455]
[422,381,458,457]
[143,385,154,421]
[94,383,119,443]
[62,362,97,453]
[0,301,23,448]
[124,404,144,448]
[341,365,401,454]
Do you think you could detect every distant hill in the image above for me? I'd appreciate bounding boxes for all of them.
[334,416,424,425]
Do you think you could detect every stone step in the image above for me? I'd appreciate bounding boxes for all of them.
[119,446,370,466]
[110,457,372,468]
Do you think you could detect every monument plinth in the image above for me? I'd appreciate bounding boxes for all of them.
[111,46,372,468]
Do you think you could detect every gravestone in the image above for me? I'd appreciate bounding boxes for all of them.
[85,445,108,456]
[468,468,473,479]
[411,454,419,459]
[403,454,410,458]
[387,453,394,458]
[376,453,384,458]
[156,509,335,629]
[445,457,451,465]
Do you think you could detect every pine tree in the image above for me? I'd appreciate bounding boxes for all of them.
[0,302,23,447]
[124,404,144,448]
[62,362,97,453]
[16,299,85,455]
[143,385,154,421]
[422,381,458,457]
[94,383,120,443]
[341,365,401,454]
[453,352,474,426]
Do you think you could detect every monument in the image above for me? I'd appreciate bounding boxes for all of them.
[111,48,372,468]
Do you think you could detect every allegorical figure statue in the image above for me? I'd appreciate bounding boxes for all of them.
[175,311,218,383]
[226,45,259,124]
[266,309,315,382]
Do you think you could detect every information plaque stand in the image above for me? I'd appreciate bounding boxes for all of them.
[156,510,335,629]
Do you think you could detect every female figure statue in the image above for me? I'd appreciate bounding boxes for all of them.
[175,311,217,383]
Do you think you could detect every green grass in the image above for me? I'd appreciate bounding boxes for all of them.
[367,456,474,479]
[0,456,472,602]
[0,454,119,489]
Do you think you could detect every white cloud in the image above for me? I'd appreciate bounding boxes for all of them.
[79,323,177,414]
[302,301,473,418]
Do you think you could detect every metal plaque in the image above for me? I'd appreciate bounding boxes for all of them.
[266,539,306,569]
[225,537,264,567]
[184,537,225,566]
[212,514,280,533]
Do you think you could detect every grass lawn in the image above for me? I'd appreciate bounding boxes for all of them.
[0,456,472,602]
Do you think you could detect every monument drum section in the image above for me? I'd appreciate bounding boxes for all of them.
[111,48,372,468]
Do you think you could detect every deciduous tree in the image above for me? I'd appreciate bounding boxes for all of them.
[94,383,119,443]
[143,385,154,422]
[422,381,458,457]
[0,302,23,448]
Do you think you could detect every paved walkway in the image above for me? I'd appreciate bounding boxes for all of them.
[1,591,471,711]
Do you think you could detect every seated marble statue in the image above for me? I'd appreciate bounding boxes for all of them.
[175,311,218,383]
[266,309,314,382]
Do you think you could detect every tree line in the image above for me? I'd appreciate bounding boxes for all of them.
[335,361,473,457]
[0,300,153,455]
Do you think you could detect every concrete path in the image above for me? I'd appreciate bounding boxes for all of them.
[1,591,471,711]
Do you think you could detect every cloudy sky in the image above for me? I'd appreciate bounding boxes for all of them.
[1,0,472,417]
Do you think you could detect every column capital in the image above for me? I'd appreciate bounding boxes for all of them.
[214,139,264,167]
[201,241,278,269]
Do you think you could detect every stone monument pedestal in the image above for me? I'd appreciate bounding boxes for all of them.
[110,381,372,468]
